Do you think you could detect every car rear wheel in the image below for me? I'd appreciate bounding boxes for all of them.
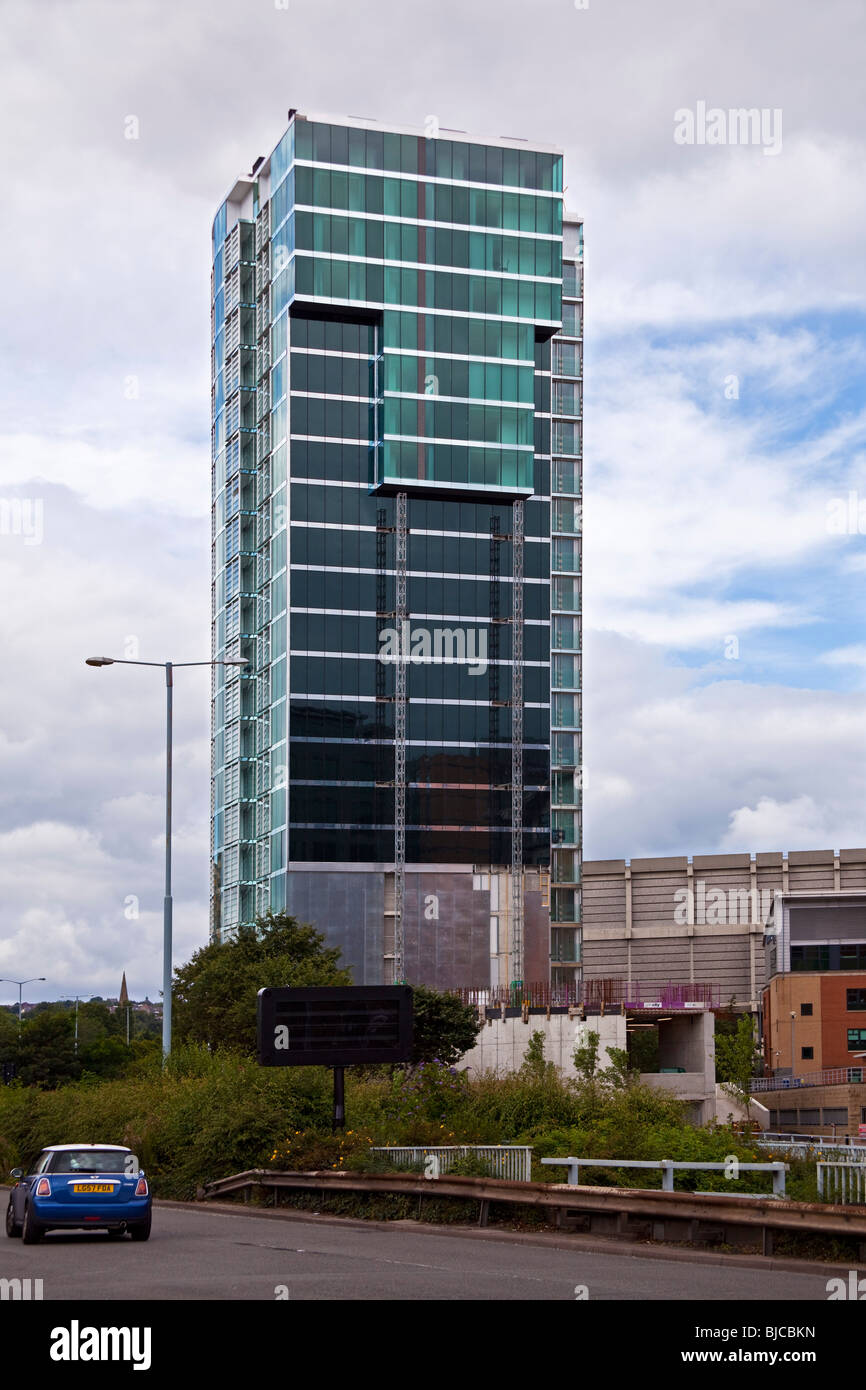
[129,1212,151,1242]
[5,1201,22,1238]
[21,1204,44,1244]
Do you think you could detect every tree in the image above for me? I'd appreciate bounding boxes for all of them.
[79,1034,160,1079]
[520,1029,557,1082]
[0,1008,17,1055]
[573,1029,637,1091]
[14,1012,81,1088]
[172,911,351,1053]
[409,986,482,1066]
[715,1013,761,1112]
[572,1028,601,1080]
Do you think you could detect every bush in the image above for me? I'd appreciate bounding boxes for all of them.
[0,1047,804,1206]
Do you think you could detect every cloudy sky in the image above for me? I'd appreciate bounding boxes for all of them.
[1,0,864,1002]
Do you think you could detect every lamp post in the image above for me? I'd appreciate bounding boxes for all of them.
[0,978,46,1039]
[60,996,82,1054]
[86,656,248,1060]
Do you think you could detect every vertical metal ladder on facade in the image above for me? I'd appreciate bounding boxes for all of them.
[393,490,408,985]
[511,497,525,987]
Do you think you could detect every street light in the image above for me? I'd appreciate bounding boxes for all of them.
[60,996,83,1054]
[86,655,248,1060]
[0,978,47,1039]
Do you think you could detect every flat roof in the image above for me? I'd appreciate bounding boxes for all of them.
[221,110,566,211]
[298,109,563,157]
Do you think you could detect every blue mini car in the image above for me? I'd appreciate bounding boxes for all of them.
[5,1144,151,1243]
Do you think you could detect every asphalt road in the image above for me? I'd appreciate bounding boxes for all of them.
[0,1201,843,1300]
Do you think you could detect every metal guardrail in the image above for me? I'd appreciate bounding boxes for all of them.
[750,1067,864,1092]
[541,1157,788,1198]
[198,1168,866,1256]
[757,1139,866,1163]
[818,1163,866,1206]
[369,1146,532,1182]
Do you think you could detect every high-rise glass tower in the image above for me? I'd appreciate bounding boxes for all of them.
[210,111,582,991]
[550,216,583,993]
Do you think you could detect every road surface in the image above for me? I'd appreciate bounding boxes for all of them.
[0,1201,841,1300]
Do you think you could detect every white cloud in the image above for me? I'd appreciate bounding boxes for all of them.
[820,644,866,668]
[721,796,840,852]
[2,0,866,998]
[584,632,866,860]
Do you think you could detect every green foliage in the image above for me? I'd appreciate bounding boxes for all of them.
[0,1042,813,1209]
[603,1046,639,1088]
[269,1128,378,1172]
[0,1009,18,1050]
[715,1014,761,1110]
[627,1026,659,1072]
[13,1013,80,1088]
[520,1030,557,1083]
[79,1036,159,1080]
[573,1030,638,1092]
[383,1060,470,1143]
[172,911,351,1053]
[0,1000,163,1090]
[409,986,482,1066]
[572,1029,600,1079]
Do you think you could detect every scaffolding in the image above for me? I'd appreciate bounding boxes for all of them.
[393,490,408,984]
[511,497,525,986]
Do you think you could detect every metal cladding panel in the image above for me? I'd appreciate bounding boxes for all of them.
[402,871,490,990]
[524,882,550,982]
[284,870,384,984]
[790,905,866,941]
[258,985,413,1065]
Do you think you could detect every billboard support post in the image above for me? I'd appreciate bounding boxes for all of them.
[333,1066,345,1134]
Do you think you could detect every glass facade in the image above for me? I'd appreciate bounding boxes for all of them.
[210,115,575,989]
[549,217,583,987]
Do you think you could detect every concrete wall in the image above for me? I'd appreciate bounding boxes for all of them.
[461,1009,717,1128]
[461,1012,625,1082]
[645,1011,716,1123]
[715,1086,770,1130]
[582,849,866,1010]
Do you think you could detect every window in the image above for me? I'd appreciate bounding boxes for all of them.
[822,1108,849,1128]
[801,1046,814,1060]
[800,1002,813,1016]
[50,1149,130,1174]
[791,945,830,971]
[847,1028,866,1051]
[847,989,866,1011]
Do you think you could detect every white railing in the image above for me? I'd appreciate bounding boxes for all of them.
[757,1139,866,1163]
[817,1163,866,1205]
[541,1156,788,1197]
[750,1066,864,1091]
[371,1146,532,1183]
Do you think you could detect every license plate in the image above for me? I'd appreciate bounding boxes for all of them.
[71,1183,114,1193]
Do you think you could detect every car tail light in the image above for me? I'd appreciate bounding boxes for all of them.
[35,1178,51,1197]
[134,1177,148,1197]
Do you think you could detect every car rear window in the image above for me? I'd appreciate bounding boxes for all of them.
[50,1150,130,1174]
